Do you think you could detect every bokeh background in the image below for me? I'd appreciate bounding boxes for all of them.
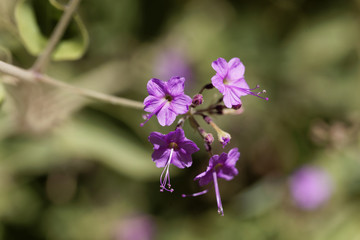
[1,0,360,239]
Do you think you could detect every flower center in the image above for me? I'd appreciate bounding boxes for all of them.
[214,163,223,172]
[168,142,179,150]
[223,78,230,85]
[165,94,173,102]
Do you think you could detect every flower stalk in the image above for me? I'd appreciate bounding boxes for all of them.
[32,0,82,72]
[0,60,143,109]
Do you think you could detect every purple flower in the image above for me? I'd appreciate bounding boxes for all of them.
[183,148,240,216]
[195,148,240,186]
[211,57,268,108]
[142,77,192,126]
[149,128,199,192]
[290,166,333,210]
[154,49,192,81]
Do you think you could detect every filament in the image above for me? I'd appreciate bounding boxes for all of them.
[160,148,174,192]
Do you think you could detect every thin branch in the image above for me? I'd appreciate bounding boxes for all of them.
[31,0,82,72]
[0,61,34,83]
[0,60,144,109]
[40,74,144,109]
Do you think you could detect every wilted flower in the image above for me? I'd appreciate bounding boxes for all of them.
[142,77,192,126]
[290,166,333,210]
[149,128,199,192]
[208,119,231,148]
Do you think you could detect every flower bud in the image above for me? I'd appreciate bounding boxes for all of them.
[192,94,203,106]
[208,121,231,148]
[218,130,231,148]
[205,133,214,145]
[232,104,242,110]
[203,115,212,124]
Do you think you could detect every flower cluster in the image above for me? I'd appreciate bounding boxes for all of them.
[142,57,268,215]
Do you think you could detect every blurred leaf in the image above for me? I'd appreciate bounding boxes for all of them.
[15,0,88,61]
[0,83,4,107]
[235,178,284,218]
[0,184,41,224]
[0,46,9,107]
[55,117,158,180]
[42,206,112,240]
[0,46,12,62]
[285,15,357,70]
[0,135,65,175]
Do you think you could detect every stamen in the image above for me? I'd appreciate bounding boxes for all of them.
[181,189,209,197]
[165,94,173,102]
[160,148,174,192]
[233,84,269,101]
[140,101,167,126]
[212,171,224,216]
[140,112,155,127]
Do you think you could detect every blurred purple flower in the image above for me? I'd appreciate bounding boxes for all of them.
[142,77,192,126]
[211,57,268,108]
[113,214,156,240]
[290,166,333,210]
[154,49,192,81]
[149,128,199,192]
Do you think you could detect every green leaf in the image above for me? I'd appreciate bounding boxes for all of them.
[14,0,88,61]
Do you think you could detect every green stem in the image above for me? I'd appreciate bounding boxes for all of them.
[31,0,82,72]
[0,60,144,109]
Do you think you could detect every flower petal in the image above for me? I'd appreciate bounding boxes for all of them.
[171,94,192,114]
[148,132,167,149]
[211,58,228,78]
[144,96,166,113]
[195,170,213,187]
[229,79,250,98]
[222,88,240,108]
[227,58,245,81]
[147,78,167,97]
[156,104,177,126]
[165,128,185,144]
[171,150,192,169]
[208,154,220,168]
[167,76,186,96]
[178,140,200,154]
[152,148,170,167]
[216,152,228,165]
[217,166,238,180]
[211,75,226,93]
[226,148,240,167]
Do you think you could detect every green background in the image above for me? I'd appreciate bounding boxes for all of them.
[0,0,360,239]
